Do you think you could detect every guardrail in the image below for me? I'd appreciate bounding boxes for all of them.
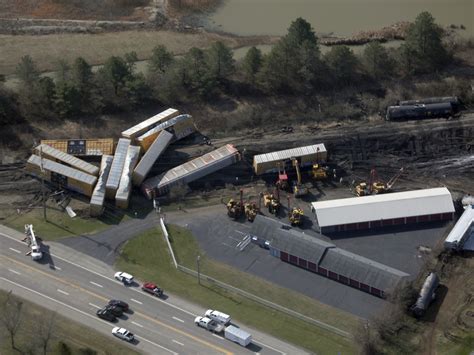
[159,217,352,339]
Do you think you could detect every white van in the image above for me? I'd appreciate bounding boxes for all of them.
[204,309,231,325]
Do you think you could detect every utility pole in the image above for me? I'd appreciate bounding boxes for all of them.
[196,255,201,285]
[39,146,47,221]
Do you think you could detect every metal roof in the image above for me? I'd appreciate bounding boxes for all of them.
[253,143,326,164]
[137,114,192,140]
[35,144,99,176]
[311,187,454,227]
[121,108,178,138]
[106,138,131,191]
[444,205,474,249]
[116,146,141,201]
[133,130,173,183]
[90,155,113,206]
[250,215,408,291]
[319,248,409,291]
[27,155,97,185]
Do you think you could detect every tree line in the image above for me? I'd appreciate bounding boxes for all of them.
[0,11,453,126]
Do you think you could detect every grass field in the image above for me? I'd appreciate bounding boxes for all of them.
[116,226,359,354]
[0,290,138,355]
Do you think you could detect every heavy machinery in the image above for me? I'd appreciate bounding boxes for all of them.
[263,189,280,215]
[24,224,43,261]
[355,168,404,196]
[287,195,304,226]
[310,147,331,181]
[291,158,308,197]
[227,190,244,219]
[276,163,290,191]
[244,202,258,222]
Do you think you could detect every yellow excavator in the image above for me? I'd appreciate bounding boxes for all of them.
[227,190,244,219]
[355,168,404,196]
[263,189,281,215]
[291,158,309,197]
[310,147,330,181]
[287,195,304,226]
[244,202,258,222]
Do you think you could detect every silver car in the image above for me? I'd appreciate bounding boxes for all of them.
[112,327,134,342]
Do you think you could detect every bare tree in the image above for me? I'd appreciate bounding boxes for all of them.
[0,291,23,352]
[38,311,57,355]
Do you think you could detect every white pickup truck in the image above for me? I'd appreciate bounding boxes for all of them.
[194,316,225,333]
[205,309,231,325]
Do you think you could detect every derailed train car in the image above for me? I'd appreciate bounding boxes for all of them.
[399,96,462,111]
[386,102,453,121]
[411,272,440,317]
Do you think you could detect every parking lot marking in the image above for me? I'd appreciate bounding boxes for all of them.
[132,321,144,328]
[57,289,69,295]
[89,281,103,288]
[88,303,101,309]
[9,247,21,254]
[172,316,184,323]
[131,298,143,305]
[172,339,184,346]
[8,268,21,275]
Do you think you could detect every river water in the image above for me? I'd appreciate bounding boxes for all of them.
[206,0,472,37]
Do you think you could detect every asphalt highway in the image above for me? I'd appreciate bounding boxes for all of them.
[0,226,307,355]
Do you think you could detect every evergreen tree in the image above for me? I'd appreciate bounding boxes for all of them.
[15,55,39,85]
[242,46,262,84]
[148,45,174,74]
[362,41,394,79]
[207,41,235,83]
[324,45,359,86]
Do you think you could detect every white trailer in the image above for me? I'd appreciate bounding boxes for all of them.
[224,325,252,347]
[205,309,231,325]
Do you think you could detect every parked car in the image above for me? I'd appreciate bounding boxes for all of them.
[105,304,124,317]
[114,271,134,285]
[205,309,231,325]
[141,282,163,297]
[108,300,129,312]
[96,308,116,322]
[112,327,134,342]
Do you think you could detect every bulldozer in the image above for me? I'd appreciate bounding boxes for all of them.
[263,190,280,215]
[291,158,308,197]
[244,202,258,222]
[287,195,303,226]
[355,168,404,196]
[226,190,244,219]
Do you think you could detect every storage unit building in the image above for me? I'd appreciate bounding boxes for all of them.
[311,187,455,234]
[41,138,114,156]
[90,155,113,217]
[34,144,99,176]
[444,205,474,251]
[26,155,97,197]
[137,114,196,152]
[105,138,131,199]
[142,144,240,199]
[115,146,141,209]
[249,215,409,298]
[121,108,179,140]
[133,130,173,186]
[253,143,327,175]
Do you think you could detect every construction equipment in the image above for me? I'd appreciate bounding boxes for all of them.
[355,168,404,196]
[263,189,280,215]
[291,158,308,197]
[24,224,43,261]
[276,163,290,191]
[244,202,258,222]
[227,190,244,219]
[287,195,304,226]
[310,147,330,181]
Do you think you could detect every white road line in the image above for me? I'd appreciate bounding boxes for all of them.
[57,289,69,295]
[53,266,62,271]
[0,232,197,317]
[8,268,21,275]
[131,321,144,328]
[88,303,101,309]
[8,247,21,254]
[0,277,176,354]
[172,316,184,323]
[253,339,287,355]
[89,281,103,288]
[234,230,247,235]
[131,298,143,305]
[172,339,184,346]
[211,334,223,340]
[135,336,178,355]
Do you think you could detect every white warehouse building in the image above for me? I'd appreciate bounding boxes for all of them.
[311,187,455,234]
